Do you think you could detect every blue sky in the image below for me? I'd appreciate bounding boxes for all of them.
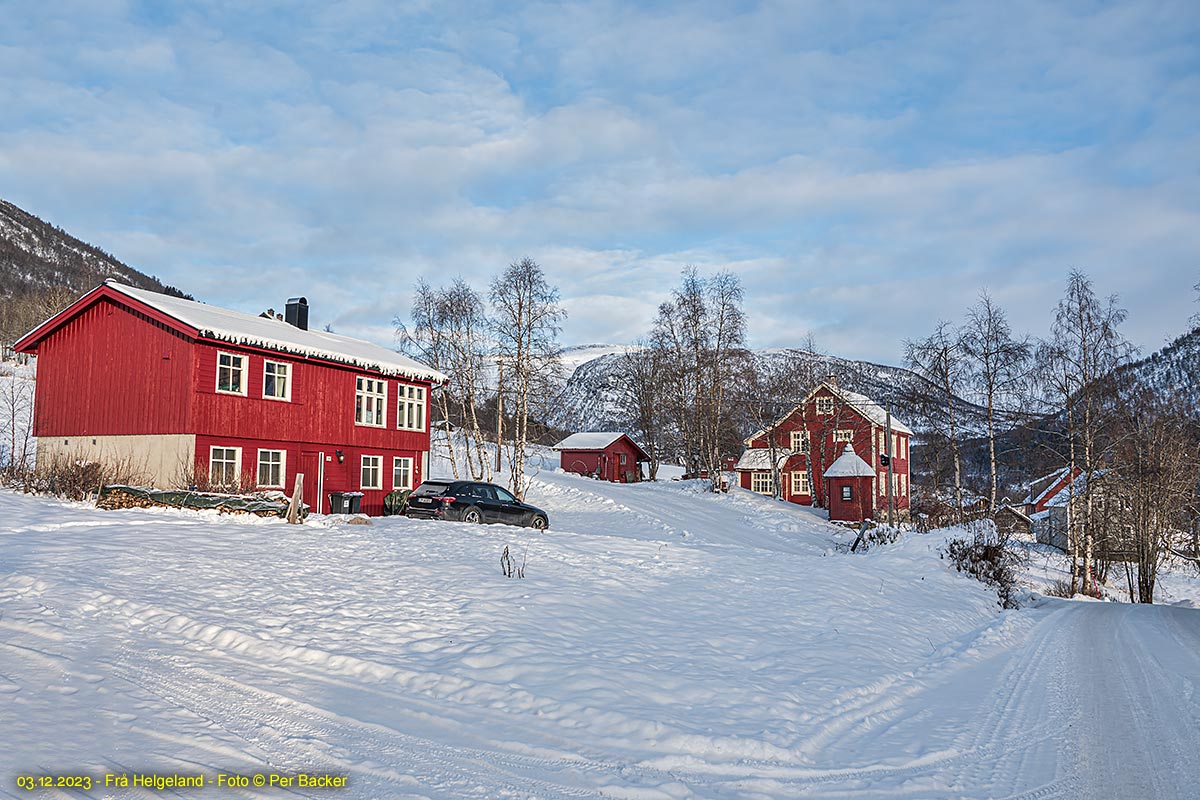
[2,0,1198,364]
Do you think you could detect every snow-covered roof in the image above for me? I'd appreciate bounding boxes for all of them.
[996,504,1033,524]
[823,444,876,478]
[1022,467,1073,506]
[734,448,788,471]
[743,381,913,444]
[553,432,631,451]
[94,282,448,383]
[1044,470,1111,508]
[834,386,914,435]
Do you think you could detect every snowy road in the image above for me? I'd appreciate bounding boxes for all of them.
[803,598,1200,799]
[3,479,1199,799]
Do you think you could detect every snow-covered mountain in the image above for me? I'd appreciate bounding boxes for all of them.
[555,344,965,434]
[1118,325,1200,410]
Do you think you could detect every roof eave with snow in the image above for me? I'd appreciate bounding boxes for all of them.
[17,281,449,385]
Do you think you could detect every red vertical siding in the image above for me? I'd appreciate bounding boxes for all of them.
[190,343,433,453]
[193,435,427,516]
[740,385,910,513]
[32,297,194,436]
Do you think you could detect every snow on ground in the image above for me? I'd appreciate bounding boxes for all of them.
[3,460,1200,798]
[0,360,36,468]
[1011,531,1200,607]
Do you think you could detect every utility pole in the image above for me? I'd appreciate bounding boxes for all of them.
[886,401,895,528]
[495,357,504,472]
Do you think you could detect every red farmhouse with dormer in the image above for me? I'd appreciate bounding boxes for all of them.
[734,379,912,521]
[15,281,447,516]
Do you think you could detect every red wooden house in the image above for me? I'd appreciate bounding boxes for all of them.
[734,379,912,522]
[14,281,447,515]
[552,432,648,483]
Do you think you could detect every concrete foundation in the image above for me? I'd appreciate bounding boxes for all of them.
[37,434,196,489]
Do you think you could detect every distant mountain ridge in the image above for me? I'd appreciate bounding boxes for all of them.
[555,345,969,436]
[0,199,188,300]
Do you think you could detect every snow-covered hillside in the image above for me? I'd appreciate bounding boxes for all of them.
[555,345,983,435]
[0,199,186,299]
[4,459,1199,798]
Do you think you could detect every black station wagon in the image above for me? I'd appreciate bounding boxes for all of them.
[404,480,550,530]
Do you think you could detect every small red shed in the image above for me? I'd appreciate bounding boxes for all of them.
[824,444,876,523]
[553,432,648,483]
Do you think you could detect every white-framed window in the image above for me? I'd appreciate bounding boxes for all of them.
[879,471,887,496]
[751,471,774,495]
[393,457,413,490]
[900,473,907,497]
[257,449,285,488]
[361,455,382,489]
[816,396,835,415]
[355,377,387,427]
[792,470,811,496]
[209,446,241,488]
[216,352,247,395]
[397,384,426,431]
[835,429,854,443]
[878,430,886,455]
[263,360,291,401]
[894,434,901,459]
[790,430,809,452]
[841,484,853,501]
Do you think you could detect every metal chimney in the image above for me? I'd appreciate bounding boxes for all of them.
[285,297,309,331]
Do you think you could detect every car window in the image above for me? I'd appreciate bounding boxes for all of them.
[494,487,517,504]
[412,482,451,497]
[475,485,498,501]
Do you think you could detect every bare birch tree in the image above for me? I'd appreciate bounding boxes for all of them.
[961,292,1031,512]
[1037,270,1134,595]
[1112,395,1199,603]
[490,257,565,498]
[622,343,666,480]
[398,280,459,477]
[651,268,746,490]
[906,321,967,519]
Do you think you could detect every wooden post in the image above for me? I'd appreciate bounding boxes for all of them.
[886,404,895,528]
[287,473,304,524]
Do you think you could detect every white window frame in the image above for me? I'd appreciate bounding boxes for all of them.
[791,470,810,496]
[209,446,242,488]
[790,430,809,452]
[216,352,248,396]
[751,471,774,495]
[361,455,382,490]
[834,429,854,443]
[262,360,291,402]
[396,383,426,431]
[816,396,835,415]
[392,456,414,490]
[355,377,388,427]
[256,448,285,488]
[841,484,853,501]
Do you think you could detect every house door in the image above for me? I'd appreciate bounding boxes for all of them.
[300,451,321,512]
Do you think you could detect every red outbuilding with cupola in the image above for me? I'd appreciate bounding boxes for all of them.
[14,281,447,515]
[733,379,912,522]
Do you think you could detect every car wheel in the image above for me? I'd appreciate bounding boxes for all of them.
[530,515,548,530]
[461,507,483,524]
